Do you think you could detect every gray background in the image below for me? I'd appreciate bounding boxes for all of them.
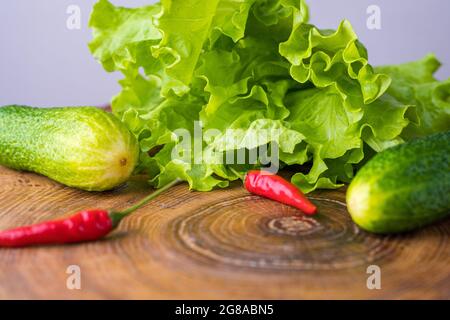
[0,0,449,107]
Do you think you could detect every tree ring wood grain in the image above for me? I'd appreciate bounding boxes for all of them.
[167,195,401,272]
[0,166,449,298]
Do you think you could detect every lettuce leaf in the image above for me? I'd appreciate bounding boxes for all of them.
[89,0,162,74]
[280,20,391,107]
[89,0,435,193]
[376,54,450,138]
[283,87,411,192]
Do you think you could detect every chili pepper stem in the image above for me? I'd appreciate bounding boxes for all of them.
[110,179,182,226]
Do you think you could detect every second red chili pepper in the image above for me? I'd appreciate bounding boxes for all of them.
[232,169,317,215]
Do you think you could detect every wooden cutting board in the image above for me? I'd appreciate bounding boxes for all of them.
[0,165,448,299]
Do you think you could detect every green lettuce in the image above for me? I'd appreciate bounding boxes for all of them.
[89,0,445,193]
[376,54,450,138]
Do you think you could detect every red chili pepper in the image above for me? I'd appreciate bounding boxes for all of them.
[0,180,180,248]
[0,209,113,247]
[232,169,317,215]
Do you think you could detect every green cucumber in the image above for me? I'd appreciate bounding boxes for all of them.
[0,105,139,191]
[347,131,450,234]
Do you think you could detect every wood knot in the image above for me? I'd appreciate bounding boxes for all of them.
[267,216,322,236]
